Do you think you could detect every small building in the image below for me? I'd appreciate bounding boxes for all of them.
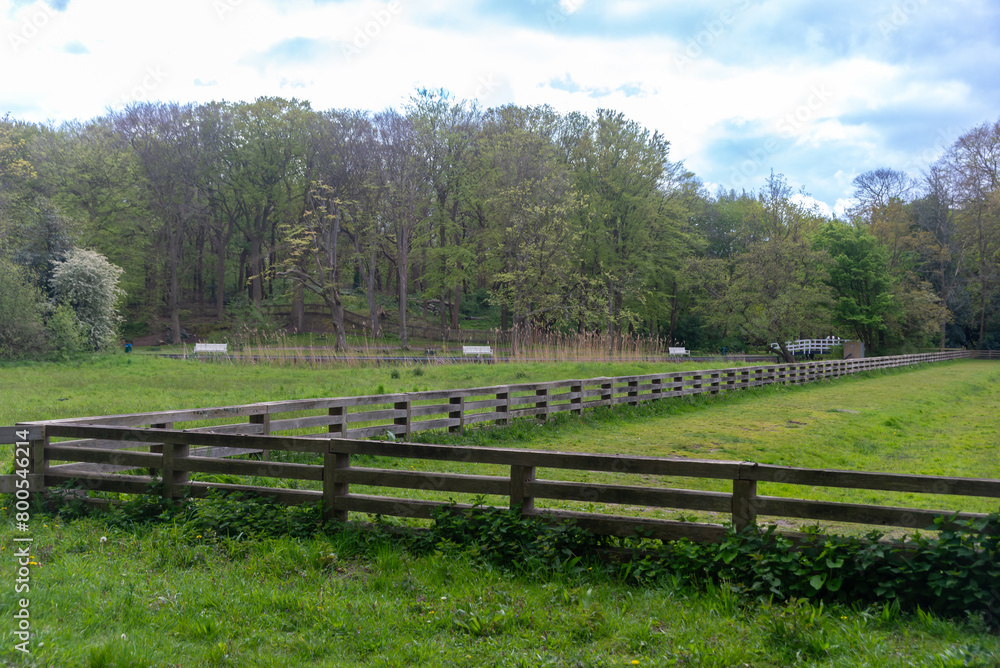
[843,341,865,359]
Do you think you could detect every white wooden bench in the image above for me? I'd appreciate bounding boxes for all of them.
[193,343,228,354]
[462,345,493,357]
[668,347,690,356]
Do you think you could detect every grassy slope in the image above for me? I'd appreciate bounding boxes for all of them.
[1,356,998,666]
[0,355,721,426]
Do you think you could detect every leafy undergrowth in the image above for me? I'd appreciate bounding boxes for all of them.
[3,493,998,667]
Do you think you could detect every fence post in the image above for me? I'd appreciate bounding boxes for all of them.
[535,388,549,422]
[250,412,270,460]
[733,462,758,532]
[149,422,172,475]
[396,399,412,438]
[328,405,346,438]
[509,464,536,515]
[571,382,583,414]
[12,425,48,500]
[161,438,190,501]
[627,380,639,406]
[495,388,510,426]
[601,379,613,407]
[651,377,663,399]
[448,396,464,433]
[324,447,350,522]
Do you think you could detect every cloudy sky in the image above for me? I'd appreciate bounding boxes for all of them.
[3,0,998,215]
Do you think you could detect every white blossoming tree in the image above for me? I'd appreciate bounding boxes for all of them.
[50,248,126,351]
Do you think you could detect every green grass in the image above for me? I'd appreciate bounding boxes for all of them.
[410,360,1000,525]
[0,354,726,427]
[1,356,999,666]
[1,518,997,667]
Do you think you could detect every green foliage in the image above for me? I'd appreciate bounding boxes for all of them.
[0,254,46,359]
[225,294,278,349]
[814,220,896,352]
[420,504,1000,627]
[100,488,324,540]
[49,247,125,350]
[422,504,605,574]
[693,178,832,360]
[45,302,87,360]
[616,515,1000,625]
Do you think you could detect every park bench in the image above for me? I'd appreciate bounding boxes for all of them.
[193,343,228,355]
[668,347,690,356]
[462,345,493,357]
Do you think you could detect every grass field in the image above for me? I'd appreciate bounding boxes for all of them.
[1,355,999,666]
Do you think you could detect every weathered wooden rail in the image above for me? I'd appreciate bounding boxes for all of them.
[6,425,999,543]
[4,350,994,542]
[17,351,972,448]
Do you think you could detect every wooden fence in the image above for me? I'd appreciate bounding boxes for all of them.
[7,424,999,543]
[16,351,971,445]
[3,350,992,539]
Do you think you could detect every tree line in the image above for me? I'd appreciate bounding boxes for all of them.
[1,92,997,360]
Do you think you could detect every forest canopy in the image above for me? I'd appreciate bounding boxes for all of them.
[1,94,997,359]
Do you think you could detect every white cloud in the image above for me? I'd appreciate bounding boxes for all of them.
[1,0,995,212]
[791,193,832,218]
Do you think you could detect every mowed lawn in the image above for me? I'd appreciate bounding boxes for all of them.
[1,356,999,667]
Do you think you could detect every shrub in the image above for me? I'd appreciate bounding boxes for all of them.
[49,248,125,351]
[225,295,277,349]
[45,302,86,360]
[0,255,46,359]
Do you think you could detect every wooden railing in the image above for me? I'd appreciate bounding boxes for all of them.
[8,425,999,543]
[17,352,971,449]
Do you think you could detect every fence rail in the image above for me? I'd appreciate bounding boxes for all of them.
[771,337,845,354]
[6,425,999,543]
[2,350,992,542]
[16,352,971,445]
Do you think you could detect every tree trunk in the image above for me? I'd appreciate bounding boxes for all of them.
[361,254,382,338]
[978,283,987,350]
[215,246,227,320]
[668,281,679,346]
[451,283,461,330]
[168,243,181,344]
[398,245,409,347]
[292,283,304,332]
[250,239,263,309]
[329,297,348,351]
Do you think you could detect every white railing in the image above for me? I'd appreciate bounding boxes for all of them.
[770,336,845,355]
